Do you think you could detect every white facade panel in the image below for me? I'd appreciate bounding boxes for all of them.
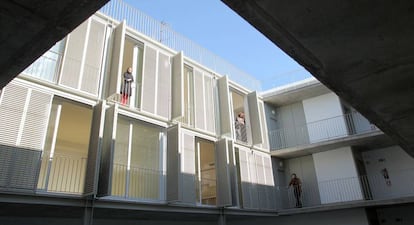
[302,93,347,143]
[313,147,363,204]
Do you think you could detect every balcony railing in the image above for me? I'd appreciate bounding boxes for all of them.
[23,50,62,83]
[111,163,165,201]
[99,0,261,91]
[269,111,379,150]
[276,168,414,209]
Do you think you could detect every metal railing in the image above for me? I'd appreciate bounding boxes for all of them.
[269,111,379,150]
[276,168,414,209]
[23,51,62,83]
[99,0,261,91]
[37,154,88,194]
[111,163,165,201]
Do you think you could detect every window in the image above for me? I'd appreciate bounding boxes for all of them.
[23,39,66,82]
[111,116,165,200]
[195,139,216,205]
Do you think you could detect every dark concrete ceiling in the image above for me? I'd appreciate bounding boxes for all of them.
[222,0,414,157]
[0,0,109,89]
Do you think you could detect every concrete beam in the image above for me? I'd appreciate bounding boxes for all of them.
[0,0,109,89]
[222,0,414,156]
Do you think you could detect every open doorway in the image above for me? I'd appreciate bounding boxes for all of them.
[195,138,216,205]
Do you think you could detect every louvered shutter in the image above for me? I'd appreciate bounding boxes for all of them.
[238,147,251,208]
[60,20,88,89]
[107,21,126,96]
[258,101,270,150]
[81,19,106,95]
[194,70,205,130]
[263,155,276,209]
[171,52,184,119]
[156,52,171,118]
[84,100,106,194]
[98,104,118,196]
[247,91,263,145]
[181,131,196,204]
[215,138,232,207]
[167,124,180,202]
[204,75,215,133]
[141,46,157,114]
[217,76,232,137]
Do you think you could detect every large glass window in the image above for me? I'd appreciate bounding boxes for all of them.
[23,39,66,82]
[37,98,92,194]
[195,139,216,205]
[111,116,165,200]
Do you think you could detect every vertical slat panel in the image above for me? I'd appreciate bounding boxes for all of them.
[248,151,259,209]
[20,90,52,150]
[98,104,118,196]
[84,100,106,194]
[60,20,88,89]
[247,91,263,145]
[238,147,251,208]
[204,75,215,133]
[215,138,232,206]
[217,76,232,136]
[171,52,184,119]
[258,101,270,150]
[194,69,205,130]
[141,46,157,114]
[156,52,171,118]
[263,155,276,209]
[181,131,196,204]
[107,21,126,96]
[81,19,106,95]
[167,124,180,202]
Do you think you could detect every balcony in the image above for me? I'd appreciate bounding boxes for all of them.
[275,168,414,210]
[269,111,379,151]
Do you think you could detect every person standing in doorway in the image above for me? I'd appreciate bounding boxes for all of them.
[289,173,302,208]
[235,112,247,142]
[121,67,134,105]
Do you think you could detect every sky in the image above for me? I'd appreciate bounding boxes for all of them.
[122,0,312,90]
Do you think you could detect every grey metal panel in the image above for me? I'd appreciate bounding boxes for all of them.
[156,52,171,118]
[181,131,196,204]
[81,19,106,95]
[141,45,157,114]
[217,76,232,136]
[194,69,205,130]
[215,138,232,207]
[60,19,88,89]
[171,52,184,119]
[98,104,117,197]
[247,91,263,145]
[107,21,126,96]
[167,124,180,202]
[84,100,106,195]
[0,146,41,191]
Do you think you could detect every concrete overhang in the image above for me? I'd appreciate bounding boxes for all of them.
[261,78,331,106]
[0,0,109,89]
[222,0,414,157]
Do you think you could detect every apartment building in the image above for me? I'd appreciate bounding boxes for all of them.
[0,1,413,225]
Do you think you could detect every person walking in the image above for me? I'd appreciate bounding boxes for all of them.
[289,173,302,208]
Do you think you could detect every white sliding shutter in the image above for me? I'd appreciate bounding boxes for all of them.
[141,45,157,114]
[258,101,270,150]
[247,91,263,145]
[171,52,184,119]
[167,124,180,202]
[204,75,215,133]
[194,69,205,130]
[156,52,171,118]
[81,19,106,95]
[107,21,126,96]
[181,131,196,204]
[215,138,232,207]
[238,147,251,208]
[60,20,88,89]
[263,155,276,209]
[217,76,232,137]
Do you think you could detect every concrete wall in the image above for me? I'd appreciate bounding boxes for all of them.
[313,147,363,204]
[227,208,369,225]
[302,93,347,143]
[362,145,414,199]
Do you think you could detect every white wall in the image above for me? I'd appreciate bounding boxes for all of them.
[362,145,414,199]
[302,93,347,143]
[313,147,363,204]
